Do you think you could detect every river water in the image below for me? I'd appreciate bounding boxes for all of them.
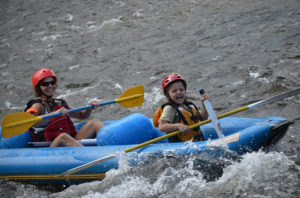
[0,0,299,197]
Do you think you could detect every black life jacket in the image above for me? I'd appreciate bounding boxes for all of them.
[24,98,77,142]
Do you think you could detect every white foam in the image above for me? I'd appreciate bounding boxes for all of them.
[133,9,144,18]
[70,25,81,31]
[257,77,270,83]
[41,33,62,41]
[214,151,299,197]
[115,83,122,90]
[52,149,299,198]
[69,65,81,70]
[212,55,221,61]
[144,87,165,107]
[65,13,73,22]
[5,101,11,108]
[57,83,100,100]
[4,101,21,110]
[249,71,260,78]
[150,76,158,80]
[232,80,244,86]
[86,17,123,33]
[249,71,270,83]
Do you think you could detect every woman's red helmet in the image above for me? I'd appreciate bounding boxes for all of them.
[32,68,57,96]
[162,73,186,95]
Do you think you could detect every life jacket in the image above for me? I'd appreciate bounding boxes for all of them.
[153,102,203,142]
[24,99,77,142]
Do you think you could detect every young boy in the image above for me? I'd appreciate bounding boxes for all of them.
[153,73,209,142]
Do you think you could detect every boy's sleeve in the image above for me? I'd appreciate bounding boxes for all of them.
[158,105,176,124]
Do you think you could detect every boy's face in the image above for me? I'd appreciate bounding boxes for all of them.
[167,81,186,105]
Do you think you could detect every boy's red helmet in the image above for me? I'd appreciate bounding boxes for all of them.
[162,73,186,95]
[32,68,57,96]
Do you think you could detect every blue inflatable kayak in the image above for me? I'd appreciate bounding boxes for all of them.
[0,113,290,185]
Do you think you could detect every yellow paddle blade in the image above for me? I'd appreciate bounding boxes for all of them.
[115,85,144,108]
[1,112,42,138]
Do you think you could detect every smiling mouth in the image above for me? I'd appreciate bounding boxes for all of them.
[44,88,55,94]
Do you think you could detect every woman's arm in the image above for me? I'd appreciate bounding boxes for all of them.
[26,103,46,127]
[26,103,70,127]
[69,101,98,120]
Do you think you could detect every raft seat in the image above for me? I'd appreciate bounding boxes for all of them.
[27,139,98,147]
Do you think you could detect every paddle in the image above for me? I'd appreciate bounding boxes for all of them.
[199,89,224,138]
[1,85,144,138]
[60,87,300,176]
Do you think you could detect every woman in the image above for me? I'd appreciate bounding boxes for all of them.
[153,73,209,142]
[25,68,104,147]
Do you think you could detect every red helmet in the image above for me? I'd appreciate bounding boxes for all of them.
[162,73,186,95]
[32,68,57,96]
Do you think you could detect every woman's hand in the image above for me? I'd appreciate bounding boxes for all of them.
[90,101,99,110]
[57,107,69,116]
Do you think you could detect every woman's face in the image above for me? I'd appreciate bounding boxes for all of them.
[39,77,56,97]
[167,81,186,105]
